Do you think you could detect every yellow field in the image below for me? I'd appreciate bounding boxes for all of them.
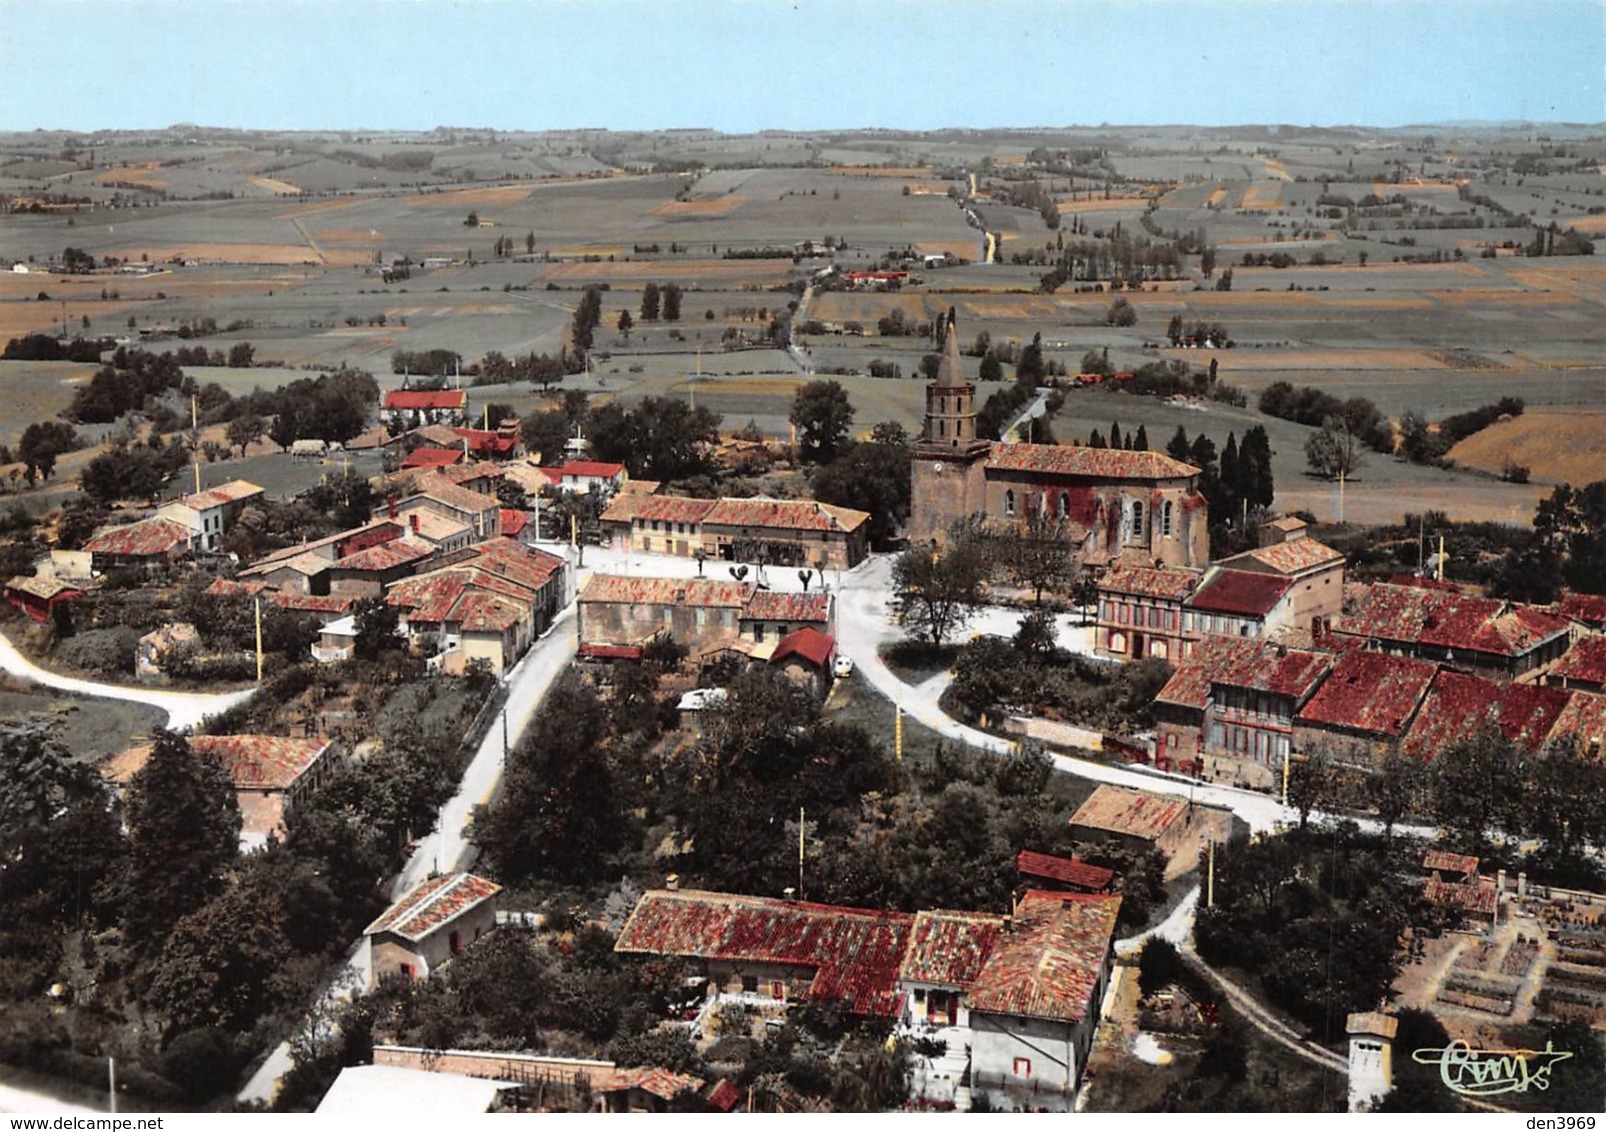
[249,176,302,195]
[1239,182,1282,209]
[649,196,745,218]
[1183,347,1449,370]
[97,163,165,188]
[275,198,359,220]
[1204,187,1228,208]
[1449,410,1606,485]
[829,166,930,177]
[1258,157,1292,182]
[904,182,951,196]
[1056,197,1146,214]
[314,228,387,244]
[403,184,535,208]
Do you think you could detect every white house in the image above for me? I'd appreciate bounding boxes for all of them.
[156,479,264,552]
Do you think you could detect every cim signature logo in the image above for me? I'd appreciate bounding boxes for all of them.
[1412,1041,1574,1096]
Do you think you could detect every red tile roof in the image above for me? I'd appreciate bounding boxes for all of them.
[5,575,86,602]
[606,493,717,526]
[966,891,1121,1024]
[1422,849,1480,878]
[275,592,356,614]
[1015,850,1115,892]
[1400,671,1500,762]
[431,462,504,488]
[703,497,869,534]
[1070,784,1189,841]
[1339,583,1570,660]
[408,473,501,517]
[1187,569,1292,617]
[1549,635,1606,688]
[580,575,751,608]
[1098,564,1200,602]
[365,872,501,943]
[1155,638,1261,710]
[1557,592,1606,628]
[401,446,466,470]
[332,536,435,573]
[451,428,519,456]
[384,389,467,412]
[898,910,1005,988]
[178,479,263,510]
[1296,650,1438,737]
[614,889,914,1017]
[986,442,1198,481]
[1423,877,1497,916]
[83,517,192,558]
[191,734,330,790]
[453,591,525,634]
[599,1067,705,1101]
[706,1079,742,1113]
[579,642,644,660]
[743,590,832,624]
[1546,690,1606,759]
[498,509,529,538]
[1222,538,1344,576]
[551,460,626,480]
[769,627,835,669]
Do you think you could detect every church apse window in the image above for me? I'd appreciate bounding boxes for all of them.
[1131,500,1144,539]
[1162,500,1174,537]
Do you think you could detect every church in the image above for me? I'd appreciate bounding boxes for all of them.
[909,311,1211,570]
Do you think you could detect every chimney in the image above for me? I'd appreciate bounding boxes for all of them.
[410,514,419,534]
[782,886,796,902]
[1001,915,1014,934]
[665,873,680,892]
[387,494,397,520]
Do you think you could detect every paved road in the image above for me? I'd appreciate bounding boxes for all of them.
[0,1081,100,1115]
[0,625,254,731]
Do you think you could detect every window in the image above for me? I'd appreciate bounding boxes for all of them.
[1100,600,1113,622]
[1131,500,1144,538]
[1004,490,1015,517]
[741,975,758,994]
[1148,606,1160,628]
[449,930,462,956]
[1166,733,1177,748]
[1118,604,1129,624]
[939,419,946,438]
[1109,632,1126,653]
[1163,500,1173,536]
[754,622,766,642]
[1013,1058,1032,1079]
[771,982,785,1000]
[1057,492,1069,518]
[1152,640,1168,660]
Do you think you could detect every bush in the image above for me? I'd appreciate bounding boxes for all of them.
[53,626,139,676]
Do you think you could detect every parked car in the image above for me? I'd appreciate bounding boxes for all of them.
[833,655,855,679]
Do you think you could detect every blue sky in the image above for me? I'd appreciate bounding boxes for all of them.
[2,0,1601,131]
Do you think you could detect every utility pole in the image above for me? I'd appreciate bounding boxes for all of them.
[797,807,805,900]
[1207,840,1215,908]
[192,394,201,494]
[254,597,263,682]
[894,703,903,761]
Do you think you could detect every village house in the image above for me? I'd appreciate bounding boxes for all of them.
[1014,849,1115,895]
[134,621,199,679]
[966,891,1123,1113]
[577,575,833,664]
[381,387,469,428]
[102,734,335,850]
[400,446,466,472]
[393,471,502,542]
[542,458,627,497]
[1096,563,1198,662]
[1334,581,1571,681]
[1152,637,1336,786]
[237,519,409,596]
[364,872,501,988]
[323,536,437,598]
[1543,634,1606,694]
[1399,670,1573,762]
[599,492,871,569]
[82,516,193,572]
[898,909,1006,1032]
[909,312,1209,570]
[1068,784,1197,859]
[1291,649,1440,766]
[385,538,570,676]
[3,574,86,624]
[767,625,837,697]
[155,478,264,553]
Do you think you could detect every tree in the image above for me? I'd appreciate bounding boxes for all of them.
[117,731,241,949]
[270,404,301,451]
[1368,747,1424,839]
[789,380,855,464]
[472,674,622,885]
[616,309,633,337]
[1167,425,1191,463]
[1007,509,1076,604]
[225,413,265,458]
[662,283,682,321]
[589,397,721,482]
[892,527,988,647]
[17,421,77,481]
[810,422,910,548]
[1285,748,1333,830]
[353,598,402,661]
[1304,415,1365,481]
[978,355,1003,382]
[640,282,660,322]
[1016,332,1045,387]
[1431,726,1522,855]
[227,341,255,368]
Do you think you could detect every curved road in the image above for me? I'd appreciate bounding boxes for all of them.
[0,626,254,731]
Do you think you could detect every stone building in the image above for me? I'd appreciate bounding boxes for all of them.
[909,311,1209,570]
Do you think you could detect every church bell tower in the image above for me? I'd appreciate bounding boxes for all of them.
[909,308,992,545]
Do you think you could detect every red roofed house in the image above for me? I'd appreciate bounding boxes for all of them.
[1069,785,1196,859]
[451,421,522,460]
[768,626,836,696]
[381,387,468,427]
[364,872,501,987]
[614,889,915,1018]
[82,517,194,571]
[1294,650,1439,765]
[545,459,627,497]
[4,574,86,624]
[1207,536,1346,635]
[1335,582,1571,681]
[910,312,1209,570]
[1400,671,1572,763]
[1096,564,1199,662]
[967,891,1123,1112]
[898,909,1006,1029]
[1014,849,1115,894]
[597,492,870,568]
[400,446,467,471]
[156,479,264,552]
[1153,637,1337,787]
[578,575,834,667]
[1555,591,1606,632]
[1544,634,1606,694]
[102,734,335,850]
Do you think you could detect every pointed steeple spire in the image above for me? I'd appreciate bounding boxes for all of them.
[934,307,966,389]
